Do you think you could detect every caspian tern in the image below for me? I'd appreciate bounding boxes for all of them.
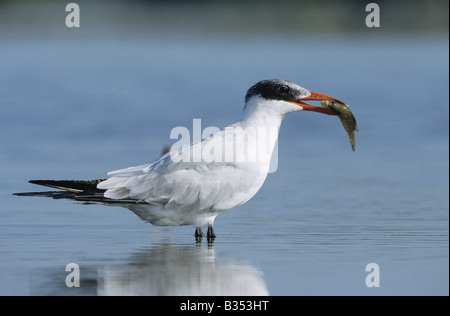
[15,79,348,240]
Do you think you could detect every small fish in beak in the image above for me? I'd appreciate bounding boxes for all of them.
[321,100,359,151]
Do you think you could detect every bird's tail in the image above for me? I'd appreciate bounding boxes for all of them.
[14,179,109,203]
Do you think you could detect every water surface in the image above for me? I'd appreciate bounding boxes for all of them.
[0,33,448,295]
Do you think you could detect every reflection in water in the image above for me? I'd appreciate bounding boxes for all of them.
[32,243,269,296]
[98,244,268,296]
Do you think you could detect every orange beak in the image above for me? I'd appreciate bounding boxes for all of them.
[288,92,346,115]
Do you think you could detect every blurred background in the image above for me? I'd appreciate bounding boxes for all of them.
[0,0,448,36]
[0,0,448,296]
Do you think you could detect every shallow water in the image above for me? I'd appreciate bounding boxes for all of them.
[0,32,448,295]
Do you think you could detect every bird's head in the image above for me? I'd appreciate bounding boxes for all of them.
[244,79,345,116]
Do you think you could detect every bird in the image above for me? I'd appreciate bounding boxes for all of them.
[14,79,347,240]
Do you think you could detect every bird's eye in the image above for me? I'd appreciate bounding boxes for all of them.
[279,86,288,92]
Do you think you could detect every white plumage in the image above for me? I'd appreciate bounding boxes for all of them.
[97,99,290,229]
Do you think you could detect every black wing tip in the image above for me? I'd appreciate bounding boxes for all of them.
[15,179,147,205]
[13,190,146,205]
[13,191,62,197]
[29,180,50,185]
[26,179,107,192]
[28,179,106,184]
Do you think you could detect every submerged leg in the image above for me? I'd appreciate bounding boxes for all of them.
[207,224,216,240]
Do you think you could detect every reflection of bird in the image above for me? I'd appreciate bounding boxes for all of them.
[29,244,269,296]
[15,79,343,240]
[97,245,269,296]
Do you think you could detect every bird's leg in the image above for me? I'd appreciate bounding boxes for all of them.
[207,224,216,240]
[195,227,204,240]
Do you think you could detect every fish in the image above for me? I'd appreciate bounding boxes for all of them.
[321,100,359,151]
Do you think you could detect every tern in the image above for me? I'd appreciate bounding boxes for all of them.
[14,79,348,240]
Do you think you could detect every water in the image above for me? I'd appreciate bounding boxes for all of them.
[0,32,448,295]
